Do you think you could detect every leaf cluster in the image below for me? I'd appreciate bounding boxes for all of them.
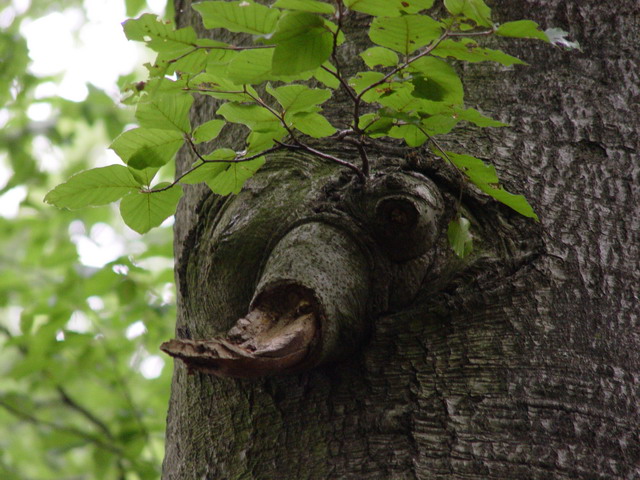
[46,0,554,252]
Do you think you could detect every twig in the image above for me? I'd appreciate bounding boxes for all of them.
[187,87,248,96]
[242,87,368,180]
[327,1,359,105]
[447,29,495,37]
[0,398,125,456]
[321,65,359,104]
[356,31,450,105]
[56,386,114,440]
[206,44,275,50]
[169,44,275,65]
[275,140,365,182]
[148,142,285,193]
[243,88,300,140]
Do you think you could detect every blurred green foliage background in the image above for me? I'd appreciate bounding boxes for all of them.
[0,1,177,478]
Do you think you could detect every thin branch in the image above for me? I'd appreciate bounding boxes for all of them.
[328,2,360,102]
[187,87,247,96]
[185,135,207,163]
[96,338,160,467]
[169,44,275,64]
[321,65,358,104]
[324,2,372,179]
[447,29,495,37]
[356,30,451,104]
[167,48,200,65]
[56,386,114,440]
[0,324,14,339]
[207,44,275,50]
[243,88,300,140]
[0,399,125,456]
[275,140,365,183]
[147,143,285,193]
[0,326,117,443]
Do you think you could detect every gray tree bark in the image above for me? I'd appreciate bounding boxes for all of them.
[162,1,640,478]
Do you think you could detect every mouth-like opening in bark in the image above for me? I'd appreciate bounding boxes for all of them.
[160,284,321,378]
[233,284,322,361]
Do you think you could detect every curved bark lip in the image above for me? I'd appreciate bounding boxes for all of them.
[160,285,322,378]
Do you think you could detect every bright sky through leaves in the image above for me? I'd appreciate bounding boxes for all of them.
[1,0,165,266]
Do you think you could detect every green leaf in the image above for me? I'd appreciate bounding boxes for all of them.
[44,166,141,209]
[496,20,549,41]
[137,76,188,97]
[374,81,424,113]
[359,46,399,68]
[157,47,208,76]
[125,0,146,16]
[432,38,525,65]
[135,94,193,132]
[476,184,538,220]
[110,128,184,169]
[389,124,428,146]
[123,14,196,53]
[120,184,183,234]
[192,72,257,101]
[444,0,492,27]
[270,12,333,74]
[349,71,386,102]
[223,49,314,84]
[369,14,442,55]
[290,112,336,137]
[454,107,507,127]
[180,150,237,184]
[379,106,422,124]
[409,56,464,104]
[421,114,458,135]
[246,128,288,152]
[226,48,277,84]
[204,148,237,161]
[273,0,335,14]
[443,151,498,184]
[206,157,266,195]
[205,45,238,69]
[345,0,435,17]
[193,1,280,35]
[400,0,436,13]
[180,163,227,184]
[217,103,281,132]
[192,119,226,143]
[448,216,473,258]
[440,151,538,219]
[267,84,331,114]
[129,166,159,186]
[359,114,393,135]
[313,63,340,88]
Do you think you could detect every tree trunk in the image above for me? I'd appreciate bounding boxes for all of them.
[162,1,640,478]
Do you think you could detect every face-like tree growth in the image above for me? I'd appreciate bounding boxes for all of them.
[7,0,638,478]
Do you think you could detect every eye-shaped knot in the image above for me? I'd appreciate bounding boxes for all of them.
[376,197,419,231]
[360,174,443,263]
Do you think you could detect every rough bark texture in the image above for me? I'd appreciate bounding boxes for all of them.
[163,1,640,478]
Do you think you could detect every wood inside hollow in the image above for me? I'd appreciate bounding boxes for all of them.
[160,286,320,378]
